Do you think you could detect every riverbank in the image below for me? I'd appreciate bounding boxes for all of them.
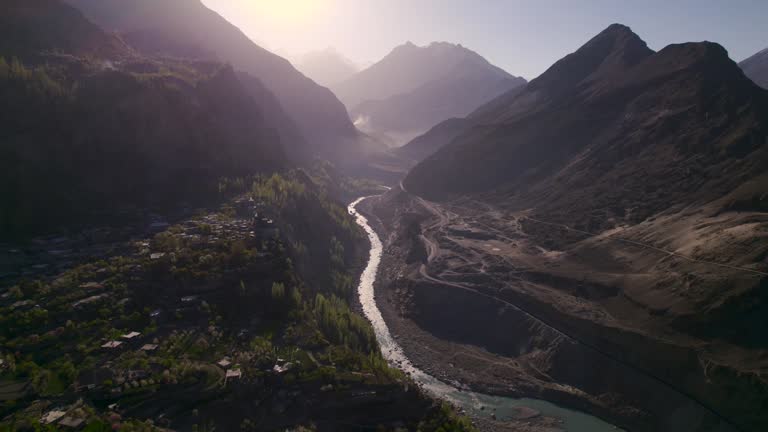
[350,196,622,432]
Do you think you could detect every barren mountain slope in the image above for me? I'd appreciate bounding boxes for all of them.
[62,0,358,161]
[740,47,768,89]
[375,24,768,432]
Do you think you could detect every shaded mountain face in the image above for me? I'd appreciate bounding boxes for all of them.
[394,84,529,165]
[394,118,473,165]
[333,42,526,145]
[62,0,358,160]
[405,24,768,221]
[295,47,359,87]
[235,71,309,160]
[393,24,768,431]
[0,0,129,60]
[0,0,285,238]
[740,47,768,89]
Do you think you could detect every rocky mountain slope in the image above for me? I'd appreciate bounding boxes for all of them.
[405,25,768,213]
[0,0,128,60]
[61,0,359,162]
[333,42,526,144]
[394,118,472,165]
[378,24,768,431]
[740,47,768,89]
[0,0,286,239]
[295,47,359,87]
[394,84,530,165]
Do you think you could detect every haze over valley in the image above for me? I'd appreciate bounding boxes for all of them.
[1,1,767,431]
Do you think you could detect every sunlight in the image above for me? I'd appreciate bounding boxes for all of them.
[246,0,326,24]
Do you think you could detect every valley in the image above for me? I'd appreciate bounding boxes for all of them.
[2,1,768,431]
[0,173,475,431]
[363,185,764,431]
[375,23,768,430]
[350,196,622,432]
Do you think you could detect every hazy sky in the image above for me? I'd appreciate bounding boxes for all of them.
[201,0,768,79]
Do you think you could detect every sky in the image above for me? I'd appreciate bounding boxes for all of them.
[201,0,768,80]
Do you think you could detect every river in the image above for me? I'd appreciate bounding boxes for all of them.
[349,196,621,431]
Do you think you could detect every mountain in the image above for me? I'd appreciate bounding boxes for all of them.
[394,84,529,164]
[390,24,768,431]
[0,0,286,238]
[740,47,768,89]
[0,0,128,60]
[332,42,526,145]
[405,24,767,207]
[394,118,472,164]
[61,0,358,161]
[294,47,359,87]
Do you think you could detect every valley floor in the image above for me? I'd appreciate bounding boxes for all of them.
[366,187,768,432]
[0,176,474,432]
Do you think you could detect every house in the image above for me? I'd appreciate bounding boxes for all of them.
[150,252,166,260]
[41,410,66,424]
[58,416,85,429]
[79,282,104,290]
[216,358,232,368]
[181,295,197,303]
[72,294,108,308]
[225,369,242,383]
[101,341,123,349]
[140,344,158,352]
[272,362,294,374]
[121,331,141,340]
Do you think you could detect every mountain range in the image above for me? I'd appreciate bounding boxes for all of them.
[294,47,360,87]
[4,2,768,428]
[405,25,768,211]
[0,0,286,238]
[332,42,526,145]
[61,0,360,162]
[386,23,768,431]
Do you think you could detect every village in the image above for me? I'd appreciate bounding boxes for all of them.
[0,196,292,428]
[0,175,454,431]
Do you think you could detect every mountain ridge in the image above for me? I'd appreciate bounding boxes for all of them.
[404,24,766,204]
[385,23,768,432]
[61,0,358,161]
[333,41,526,145]
[740,46,768,89]
[334,41,519,107]
[294,47,359,87]
[0,0,287,238]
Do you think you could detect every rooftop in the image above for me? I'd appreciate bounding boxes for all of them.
[58,416,85,428]
[101,341,123,349]
[225,369,242,379]
[41,410,66,424]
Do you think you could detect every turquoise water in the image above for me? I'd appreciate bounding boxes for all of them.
[349,197,622,431]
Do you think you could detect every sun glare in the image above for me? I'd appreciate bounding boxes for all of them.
[247,0,325,24]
